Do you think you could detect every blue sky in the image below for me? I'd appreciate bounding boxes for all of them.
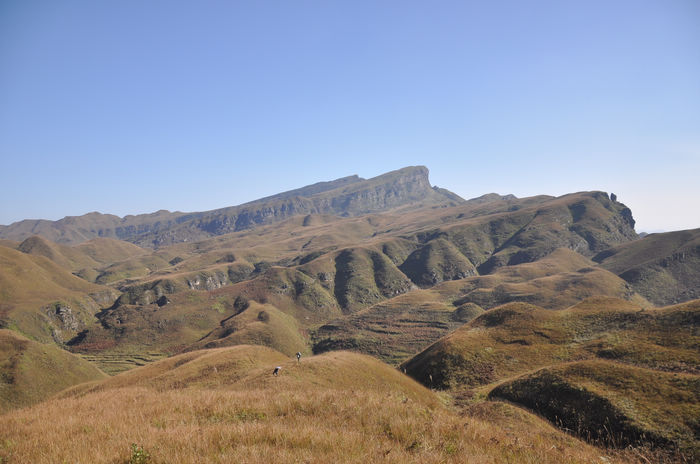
[1,0,698,232]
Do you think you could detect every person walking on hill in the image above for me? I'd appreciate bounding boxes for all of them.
[273,366,282,376]
[296,352,302,363]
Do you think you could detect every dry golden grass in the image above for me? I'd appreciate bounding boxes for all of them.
[189,302,310,357]
[16,235,147,275]
[0,245,117,343]
[403,298,698,391]
[0,346,641,464]
[401,299,700,460]
[312,249,651,366]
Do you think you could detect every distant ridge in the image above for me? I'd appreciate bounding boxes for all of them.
[0,166,463,247]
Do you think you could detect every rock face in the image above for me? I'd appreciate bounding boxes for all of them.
[44,302,82,343]
[0,166,462,247]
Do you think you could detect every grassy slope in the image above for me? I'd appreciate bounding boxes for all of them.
[595,228,700,305]
[313,249,650,365]
[0,189,653,376]
[16,235,150,284]
[0,329,106,412]
[0,245,116,343]
[17,235,146,272]
[187,301,310,357]
[0,346,638,464]
[489,360,699,458]
[313,288,465,364]
[401,299,700,458]
[402,298,698,389]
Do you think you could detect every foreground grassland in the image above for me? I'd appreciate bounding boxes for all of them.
[0,347,651,464]
[402,298,700,460]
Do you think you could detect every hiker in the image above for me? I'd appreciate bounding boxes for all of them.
[273,366,282,376]
[296,352,302,363]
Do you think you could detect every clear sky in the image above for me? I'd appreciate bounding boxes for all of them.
[1,0,698,232]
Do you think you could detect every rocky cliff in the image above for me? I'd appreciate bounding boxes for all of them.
[0,166,462,248]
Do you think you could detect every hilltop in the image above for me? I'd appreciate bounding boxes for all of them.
[0,244,117,344]
[312,248,650,364]
[1,168,679,376]
[54,188,648,369]
[0,346,644,463]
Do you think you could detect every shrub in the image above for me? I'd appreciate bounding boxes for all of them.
[128,443,150,464]
[234,295,250,313]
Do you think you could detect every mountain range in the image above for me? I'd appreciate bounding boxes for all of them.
[0,166,698,462]
[0,166,461,247]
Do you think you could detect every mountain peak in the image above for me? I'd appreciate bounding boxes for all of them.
[0,166,460,247]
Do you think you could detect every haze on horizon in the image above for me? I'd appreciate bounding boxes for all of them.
[1,1,698,233]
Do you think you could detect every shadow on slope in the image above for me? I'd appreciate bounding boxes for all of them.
[313,249,650,366]
[489,360,699,459]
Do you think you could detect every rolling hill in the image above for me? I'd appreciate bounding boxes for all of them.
[0,329,106,412]
[401,298,700,459]
[0,245,117,344]
[0,346,643,463]
[1,166,698,462]
[15,235,148,282]
[312,248,650,364]
[489,360,699,458]
[595,227,700,305]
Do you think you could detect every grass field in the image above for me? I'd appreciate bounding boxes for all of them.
[401,298,700,460]
[0,346,654,463]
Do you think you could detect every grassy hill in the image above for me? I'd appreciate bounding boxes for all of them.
[490,360,699,459]
[0,329,106,412]
[2,170,698,462]
[595,227,700,305]
[0,345,644,463]
[16,235,148,283]
[0,245,116,344]
[187,301,310,357]
[0,180,663,378]
[313,288,465,364]
[401,298,700,459]
[313,249,650,365]
[402,298,698,389]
